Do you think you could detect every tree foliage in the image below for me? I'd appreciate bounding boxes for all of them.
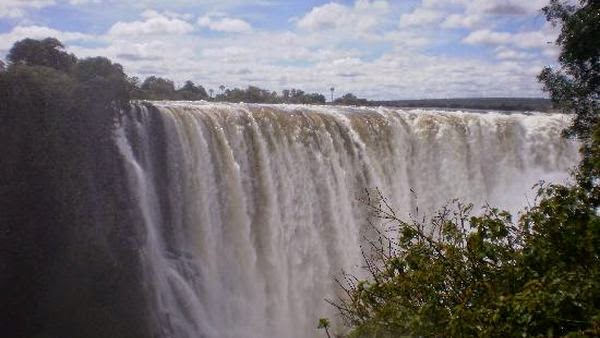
[328,1,600,337]
[334,93,369,106]
[128,77,327,104]
[139,75,176,100]
[7,37,77,72]
[331,183,599,337]
[213,86,326,104]
[538,0,600,140]
[177,80,209,100]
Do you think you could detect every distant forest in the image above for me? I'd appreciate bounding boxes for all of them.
[131,76,329,105]
[132,77,553,112]
[134,77,553,112]
[371,97,554,112]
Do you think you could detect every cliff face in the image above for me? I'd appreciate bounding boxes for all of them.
[0,98,154,338]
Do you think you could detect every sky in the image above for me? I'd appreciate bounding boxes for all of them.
[0,0,560,100]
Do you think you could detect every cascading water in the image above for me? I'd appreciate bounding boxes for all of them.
[117,101,579,338]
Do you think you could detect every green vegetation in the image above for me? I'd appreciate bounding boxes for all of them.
[539,0,600,139]
[115,73,328,104]
[334,93,369,106]
[8,37,77,72]
[212,86,326,104]
[323,1,600,337]
[371,97,554,112]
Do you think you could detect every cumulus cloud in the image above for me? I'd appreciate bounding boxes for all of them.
[68,0,101,5]
[399,8,444,28]
[463,29,511,45]
[198,14,252,33]
[464,25,557,51]
[0,25,91,52]
[108,11,194,36]
[441,14,481,29]
[495,47,534,61]
[403,0,548,29]
[296,3,347,30]
[296,0,388,37]
[0,0,55,18]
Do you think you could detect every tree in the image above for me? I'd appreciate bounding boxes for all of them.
[306,93,327,104]
[538,0,600,189]
[538,0,600,141]
[327,2,600,336]
[72,57,131,110]
[7,37,77,72]
[331,184,599,337]
[140,76,176,100]
[334,93,368,106]
[0,60,5,72]
[177,80,208,100]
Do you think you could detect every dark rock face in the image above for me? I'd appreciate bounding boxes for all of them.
[0,102,156,338]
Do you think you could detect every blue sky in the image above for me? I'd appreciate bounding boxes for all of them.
[0,0,559,100]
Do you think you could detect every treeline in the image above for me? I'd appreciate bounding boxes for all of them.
[130,76,327,104]
[331,95,554,111]
[372,97,554,112]
[333,93,370,106]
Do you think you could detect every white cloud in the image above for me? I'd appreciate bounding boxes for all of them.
[464,24,558,51]
[108,11,194,36]
[441,14,481,29]
[495,47,534,61]
[68,0,101,5]
[198,14,252,33]
[297,3,348,30]
[399,8,444,28]
[296,0,389,37]
[463,29,511,45]
[0,0,103,18]
[0,0,55,18]
[0,25,91,52]
[403,0,548,29]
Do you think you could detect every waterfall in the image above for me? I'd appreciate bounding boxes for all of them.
[116,101,579,338]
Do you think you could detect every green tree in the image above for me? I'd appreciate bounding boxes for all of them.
[7,37,77,72]
[334,93,369,106]
[140,75,176,100]
[538,0,600,141]
[177,80,209,100]
[72,56,131,110]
